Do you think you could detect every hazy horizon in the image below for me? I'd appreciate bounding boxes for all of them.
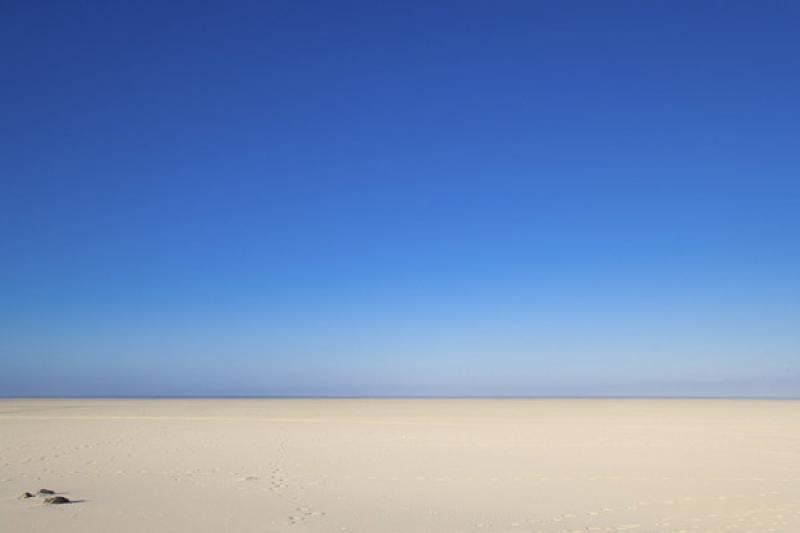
[3,395,800,400]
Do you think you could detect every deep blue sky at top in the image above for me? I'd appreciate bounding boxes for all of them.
[1,1,798,396]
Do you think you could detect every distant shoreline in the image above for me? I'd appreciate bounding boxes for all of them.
[2,395,799,400]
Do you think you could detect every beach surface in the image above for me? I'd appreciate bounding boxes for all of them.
[1,399,799,532]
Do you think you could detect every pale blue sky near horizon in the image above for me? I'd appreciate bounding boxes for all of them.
[1,1,799,397]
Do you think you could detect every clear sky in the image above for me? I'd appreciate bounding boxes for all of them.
[1,1,798,397]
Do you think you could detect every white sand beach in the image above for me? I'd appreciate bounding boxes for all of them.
[1,399,799,532]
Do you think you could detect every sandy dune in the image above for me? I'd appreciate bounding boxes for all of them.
[1,399,799,532]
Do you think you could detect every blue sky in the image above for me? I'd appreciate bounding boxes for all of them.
[1,1,799,397]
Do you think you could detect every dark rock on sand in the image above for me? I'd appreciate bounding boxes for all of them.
[18,492,35,499]
[44,496,71,505]
[38,489,55,495]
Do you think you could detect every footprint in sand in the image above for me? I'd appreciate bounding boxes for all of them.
[270,470,289,491]
[288,506,325,525]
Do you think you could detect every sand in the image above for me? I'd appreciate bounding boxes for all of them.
[1,399,799,532]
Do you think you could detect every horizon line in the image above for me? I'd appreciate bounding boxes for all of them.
[2,395,799,400]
